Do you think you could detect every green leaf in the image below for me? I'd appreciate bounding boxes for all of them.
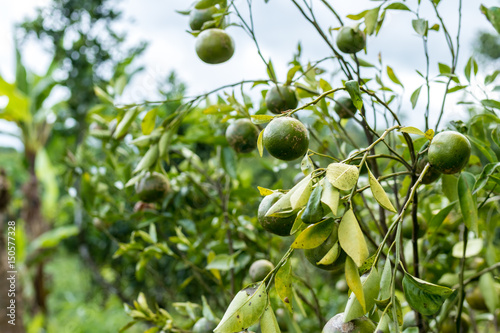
[286,65,302,85]
[0,76,31,123]
[292,217,334,249]
[410,86,422,109]
[257,130,264,157]
[195,0,224,10]
[31,226,79,250]
[142,108,157,135]
[400,126,426,136]
[344,268,380,322]
[428,202,456,232]
[345,256,365,312]
[467,135,498,163]
[379,259,392,300]
[480,5,500,34]
[214,283,268,333]
[260,303,281,333]
[203,104,234,114]
[113,108,140,139]
[458,173,478,234]
[221,147,237,179]
[346,9,369,20]
[464,56,478,82]
[451,239,483,258]
[339,209,369,267]
[368,167,397,213]
[387,66,403,87]
[385,3,410,11]
[251,115,275,124]
[301,184,324,224]
[365,7,381,35]
[320,178,339,216]
[412,19,428,36]
[267,59,277,82]
[442,174,458,201]
[202,296,218,323]
[326,163,359,191]
[438,63,451,75]
[275,258,293,312]
[474,163,500,193]
[481,99,500,110]
[134,144,159,173]
[479,273,499,313]
[345,80,363,110]
[206,253,236,270]
[94,86,114,105]
[402,273,454,316]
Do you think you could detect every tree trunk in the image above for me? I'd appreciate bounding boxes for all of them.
[0,169,25,332]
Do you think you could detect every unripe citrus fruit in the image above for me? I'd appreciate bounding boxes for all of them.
[189,7,217,31]
[249,259,274,282]
[336,26,366,54]
[465,286,488,311]
[263,117,309,161]
[416,142,441,184]
[333,96,357,119]
[265,85,298,114]
[135,172,170,203]
[195,29,235,64]
[305,223,345,271]
[428,131,471,174]
[258,192,296,236]
[192,317,217,333]
[401,214,428,239]
[322,313,377,333]
[441,314,470,333]
[226,118,259,153]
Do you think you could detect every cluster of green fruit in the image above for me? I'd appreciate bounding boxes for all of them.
[188,2,235,64]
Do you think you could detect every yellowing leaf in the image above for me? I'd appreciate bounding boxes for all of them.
[257,130,264,157]
[399,126,425,136]
[367,167,397,213]
[316,242,340,266]
[258,186,274,196]
[292,218,334,249]
[425,128,434,140]
[260,303,281,333]
[320,178,340,215]
[214,283,268,333]
[251,115,275,124]
[290,175,312,210]
[338,209,369,267]
[275,258,293,312]
[141,108,157,135]
[345,256,365,312]
[344,268,380,322]
[326,163,359,191]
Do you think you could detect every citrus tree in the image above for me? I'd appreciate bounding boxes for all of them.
[69,1,500,333]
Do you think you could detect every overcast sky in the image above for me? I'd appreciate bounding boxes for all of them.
[1,0,499,149]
